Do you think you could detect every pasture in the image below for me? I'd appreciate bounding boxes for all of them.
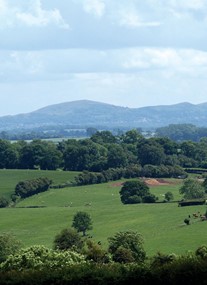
[1,170,207,257]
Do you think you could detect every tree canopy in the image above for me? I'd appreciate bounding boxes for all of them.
[72,212,93,236]
[108,231,146,263]
[119,180,157,204]
[179,179,205,200]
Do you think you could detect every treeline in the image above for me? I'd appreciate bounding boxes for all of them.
[1,129,207,171]
[156,123,207,142]
[74,165,186,186]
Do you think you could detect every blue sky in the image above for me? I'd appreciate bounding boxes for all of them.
[1,0,207,116]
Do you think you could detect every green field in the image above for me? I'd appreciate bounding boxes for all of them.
[1,170,207,257]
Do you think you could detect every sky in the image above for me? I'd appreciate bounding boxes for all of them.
[0,0,207,116]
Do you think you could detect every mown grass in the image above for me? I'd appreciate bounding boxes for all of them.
[0,169,79,199]
[1,170,207,257]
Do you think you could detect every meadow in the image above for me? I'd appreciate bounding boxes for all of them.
[1,169,207,257]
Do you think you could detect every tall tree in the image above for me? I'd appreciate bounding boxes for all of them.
[72,211,92,236]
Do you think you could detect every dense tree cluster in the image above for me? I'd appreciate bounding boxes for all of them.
[156,124,207,142]
[0,129,207,173]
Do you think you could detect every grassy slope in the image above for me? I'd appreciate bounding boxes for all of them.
[1,171,207,257]
[0,169,80,199]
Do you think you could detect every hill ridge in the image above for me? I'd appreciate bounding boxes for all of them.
[0,100,207,130]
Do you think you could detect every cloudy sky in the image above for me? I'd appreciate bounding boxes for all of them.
[0,0,207,116]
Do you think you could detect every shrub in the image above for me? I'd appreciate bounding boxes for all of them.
[195,245,207,259]
[84,239,110,263]
[0,245,85,271]
[53,228,84,251]
[0,196,10,208]
[150,251,177,267]
[112,246,135,263]
[0,233,22,263]
[164,191,174,202]
[108,231,146,263]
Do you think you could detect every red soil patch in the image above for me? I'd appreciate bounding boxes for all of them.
[110,179,172,187]
[142,178,172,186]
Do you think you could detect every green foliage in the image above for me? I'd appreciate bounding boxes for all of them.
[2,258,207,284]
[0,245,85,271]
[164,191,174,202]
[72,212,93,236]
[156,123,205,142]
[150,251,177,267]
[0,196,10,208]
[112,246,135,263]
[120,180,155,204]
[108,231,146,263]
[0,233,22,263]
[15,177,52,198]
[179,179,205,200]
[84,239,110,263]
[53,228,84,251]
[195,245,207,259]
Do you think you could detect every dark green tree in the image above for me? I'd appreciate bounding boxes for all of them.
[72,211,92,236]
[119,180,150,204]
[137,142,166,166]
[53,228,84,251]
[90,131,117,144]
[15,177,52,198]
[164,191,174,202]
[0,196,10,208]
[107,144,128,168]
[108,231,146,263]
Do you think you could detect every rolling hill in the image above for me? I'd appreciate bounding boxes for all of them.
[1,100,207,130]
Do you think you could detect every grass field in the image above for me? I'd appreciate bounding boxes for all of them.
[1,170,207,257]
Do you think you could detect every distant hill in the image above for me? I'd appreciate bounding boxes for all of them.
[1,100,207,130]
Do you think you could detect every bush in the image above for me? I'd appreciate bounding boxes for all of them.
[0,196,10,208]
[84,239,110,263]
[108,231,146,263]
[53,228,84,251]
[112,246,135,263]
[164,191,174,202]
[195,245,207,259]
[142,194,157,203]
[0,233,22,263]
[150,251,177,267]
[0,245,85,271]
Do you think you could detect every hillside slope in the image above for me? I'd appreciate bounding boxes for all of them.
[0,100,207,130]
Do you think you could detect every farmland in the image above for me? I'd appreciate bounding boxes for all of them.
[1,169,207,257]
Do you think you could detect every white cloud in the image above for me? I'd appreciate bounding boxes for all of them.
[169,0,206,10]
[116,4,161,28]
[119,10,160,28]
[122,48,207,76]
[0,0,69,29]
[82,0,105,17]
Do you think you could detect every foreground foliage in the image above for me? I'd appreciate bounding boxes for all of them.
[1,254,207,284]
[0,245,85,271]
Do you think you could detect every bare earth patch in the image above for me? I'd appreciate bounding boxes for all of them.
[110,182,124,187]
[142,178,172,186]
[110,179,173,187]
